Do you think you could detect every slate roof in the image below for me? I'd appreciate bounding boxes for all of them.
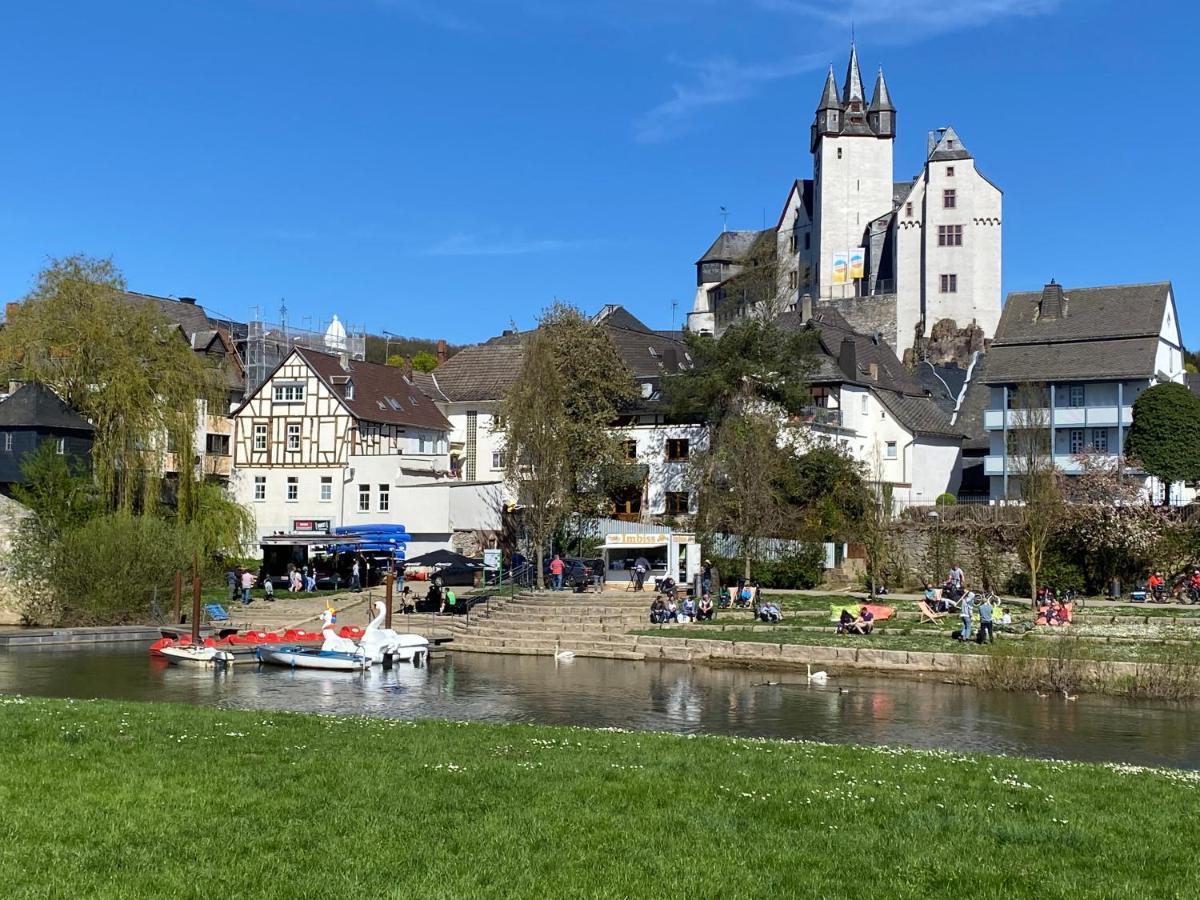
[953,354,991,452]
[776,308,961,438]
[425,307,690,403]
[696,230,767,264]
[984,282,1173,384]
[295,348,451,432]
[928,126,972,162]
[0,383,93,431]
[914,362,967,415]
[593,305,652,333]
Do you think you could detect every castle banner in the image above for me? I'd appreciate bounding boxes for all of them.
[849,248,865,280]
[831,251,848,284]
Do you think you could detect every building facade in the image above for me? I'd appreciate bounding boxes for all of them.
[231,347,461,554]
[982,281,1188,503]
[688,44,1002,360]
[0,383,93,490]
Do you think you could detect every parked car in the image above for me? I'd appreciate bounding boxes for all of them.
[542,557,604,590]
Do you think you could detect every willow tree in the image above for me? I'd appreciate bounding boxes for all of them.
[0,255,223,516]
[500,303,636,588]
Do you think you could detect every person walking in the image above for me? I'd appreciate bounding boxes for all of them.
[240,568,254,606]
[549,554,565,591]
[960,589,975,641]
[975,594,994,644]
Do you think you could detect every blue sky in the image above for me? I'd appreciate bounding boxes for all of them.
[1,0,1196,346]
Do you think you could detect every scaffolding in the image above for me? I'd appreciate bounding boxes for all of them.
[243,311,367,394]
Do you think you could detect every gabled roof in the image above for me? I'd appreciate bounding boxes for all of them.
[593,305,653,334]
[0,383,93,431]
[774,179,814,231]
[776,308,961,438]
[928,126,972,162]
[696,230,767,264]
[292,348,451,431]
[984,281,1173,385]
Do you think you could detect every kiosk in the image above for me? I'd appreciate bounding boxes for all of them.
[601,531,701,590]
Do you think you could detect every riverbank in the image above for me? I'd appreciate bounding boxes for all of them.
[1,696,1197,898]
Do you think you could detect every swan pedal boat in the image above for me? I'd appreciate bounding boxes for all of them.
[254,644,371,671]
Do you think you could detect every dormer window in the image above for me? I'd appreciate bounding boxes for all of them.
[345,380,354,401]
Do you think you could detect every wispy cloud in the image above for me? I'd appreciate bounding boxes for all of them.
[422,233,593,257]
[637,0,1064,141]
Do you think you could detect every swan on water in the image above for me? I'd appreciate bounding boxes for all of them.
[807,664,828,684]
[553,639,575,661]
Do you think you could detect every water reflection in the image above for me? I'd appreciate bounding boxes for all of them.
[1,645,1198,769]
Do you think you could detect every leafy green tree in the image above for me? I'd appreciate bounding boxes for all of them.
[411,350,439,373]
[1124,382,1200,503]
[386,354,405,367]
[781,440,866,542]
[1010,383,1062,599]
[500,303,636,587]
[0,255,224,515]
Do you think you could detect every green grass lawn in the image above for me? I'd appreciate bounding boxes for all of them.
[0,697,1196,899]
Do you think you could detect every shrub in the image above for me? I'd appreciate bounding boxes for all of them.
[935,493,957,506]
[51,514,200,625]
[1004,552,1085,597]
[709,546,824,590]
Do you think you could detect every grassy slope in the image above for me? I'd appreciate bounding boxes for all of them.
[1,697,1197,899]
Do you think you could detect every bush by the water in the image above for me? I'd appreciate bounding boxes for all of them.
[710,546,824,589]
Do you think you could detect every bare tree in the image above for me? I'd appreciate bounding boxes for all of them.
[1009,383,1061,600]
[499,304,635,588]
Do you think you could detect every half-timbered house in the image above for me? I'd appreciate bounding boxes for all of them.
[231,347,460,553]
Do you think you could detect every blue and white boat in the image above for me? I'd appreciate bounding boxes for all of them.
[254,644,371,671]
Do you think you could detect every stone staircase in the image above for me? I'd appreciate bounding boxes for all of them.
[447,591,746,660]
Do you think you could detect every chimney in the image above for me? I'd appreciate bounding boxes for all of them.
[868,362,879,382]
[179,297,198,305]
[800,293,813,323]
[402,358,414,378]
[662,346,679,372]
[502,329,516,337]
[1038,279,1065,320]
[436,339,448,365]
[838,338,858,380]
[338,351,350,371]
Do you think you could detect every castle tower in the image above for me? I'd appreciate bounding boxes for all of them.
[811,45,895,300]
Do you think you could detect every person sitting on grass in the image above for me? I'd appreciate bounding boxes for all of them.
[837,608,855,634]
[665,597,679,622]
[697,593,714,622]
[758,601,782,623]
[680,596,696,623]
[848,605,874,635]
[1000,607,1012,626]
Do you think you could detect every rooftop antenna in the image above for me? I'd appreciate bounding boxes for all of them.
[720,206,729,232]
[671,298,678,331]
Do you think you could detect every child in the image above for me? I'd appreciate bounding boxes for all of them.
[1000,607,1012,626]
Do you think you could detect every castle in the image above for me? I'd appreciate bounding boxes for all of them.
[687,45,1002,359]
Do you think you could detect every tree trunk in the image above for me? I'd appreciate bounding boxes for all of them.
[1029,559,1039,605]
[743,551,751,582]
[535,545,545,591]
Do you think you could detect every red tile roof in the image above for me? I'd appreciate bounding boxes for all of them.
[296,348,451,432]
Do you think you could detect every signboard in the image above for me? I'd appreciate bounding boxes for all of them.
[831,251,848,284]
[483,548,502,571]
[292,519,332,534]
[849,248,865,280]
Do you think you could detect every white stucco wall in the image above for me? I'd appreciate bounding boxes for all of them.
[813,133,894,298]
[618,421,709,515]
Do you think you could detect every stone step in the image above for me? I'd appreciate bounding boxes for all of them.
[454,635,640,653]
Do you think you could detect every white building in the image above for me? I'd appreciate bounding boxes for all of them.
[231,347,471,555]
[784,299,963,506]
[418,307,707,523]
[982,281,1189,503]
[688,44,1002,360]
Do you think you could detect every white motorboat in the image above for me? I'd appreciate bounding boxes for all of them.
[160,644,236,666]
[360,601,430,665]
[254,644,371,671]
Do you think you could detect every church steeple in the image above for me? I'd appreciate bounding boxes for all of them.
[867,68,895,138]
[811,66,842,151]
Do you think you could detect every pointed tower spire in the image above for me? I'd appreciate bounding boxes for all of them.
[811,65,843,151]
[842,43,865,106]
[816,65,841,112]
[868,67,895,138]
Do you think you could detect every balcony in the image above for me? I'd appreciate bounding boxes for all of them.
[983,406,1133,430]
[984,455,1144,477]
[794,406,845,429]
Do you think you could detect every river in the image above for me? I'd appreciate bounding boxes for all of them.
[2,644,1198,768]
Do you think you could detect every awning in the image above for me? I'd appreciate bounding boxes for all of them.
[260,534,364,547]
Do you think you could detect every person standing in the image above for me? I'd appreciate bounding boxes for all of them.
[701,560,713,597]
[226,568,238,604]
[976,595,994,644]
[350,559,361,592]
[549,554,565,591]
[634,556,650,592]
[240,568,254,606]
[960,589,975,641]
